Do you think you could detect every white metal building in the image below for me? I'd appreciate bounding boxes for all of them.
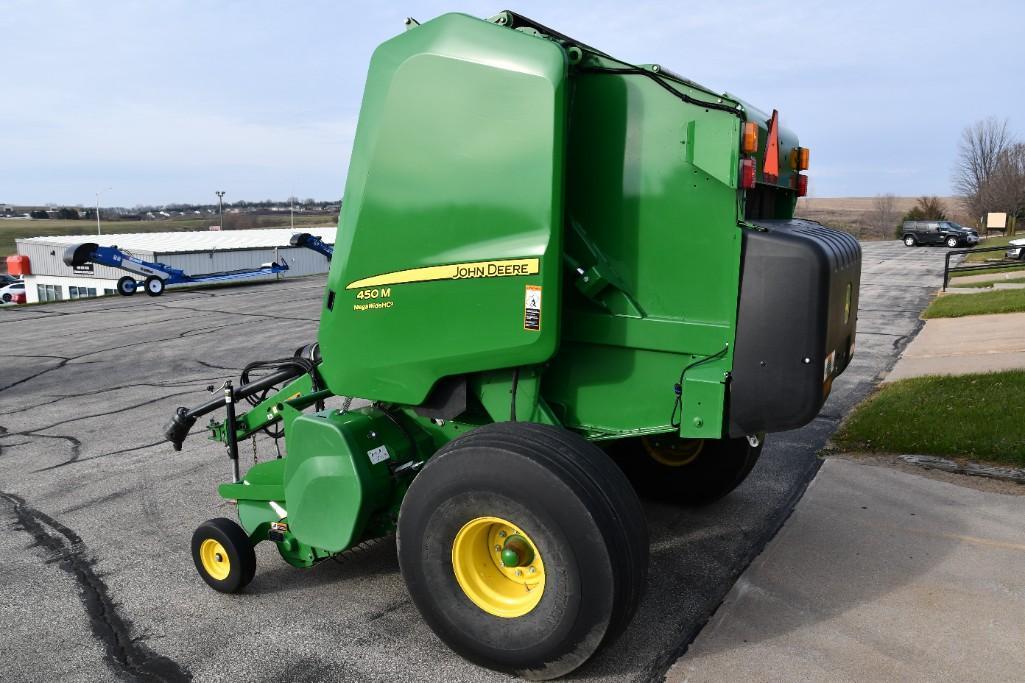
[15,227,336,303]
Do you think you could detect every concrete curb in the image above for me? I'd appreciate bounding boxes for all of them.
[898,454,1025,484]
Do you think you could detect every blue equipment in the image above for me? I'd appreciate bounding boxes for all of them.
[63,242,289,297]
[289,232,333,260]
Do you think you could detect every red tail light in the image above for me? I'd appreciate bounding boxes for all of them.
[740,158,756,189]
[795,173,808,197]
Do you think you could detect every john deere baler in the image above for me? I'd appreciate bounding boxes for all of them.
[165,11,860,680]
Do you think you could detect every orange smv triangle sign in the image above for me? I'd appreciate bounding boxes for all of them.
[763,109,780,183]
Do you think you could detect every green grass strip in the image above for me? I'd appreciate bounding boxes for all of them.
[834,371,1025,465]
[923,288,1025,318]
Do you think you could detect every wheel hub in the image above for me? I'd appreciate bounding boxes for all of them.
[451,516,545,618]
[199,538,231,581]
[500,534,535,567]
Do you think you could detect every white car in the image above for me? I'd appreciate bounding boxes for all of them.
[0,280,25,304]
[1006,238,1025,260]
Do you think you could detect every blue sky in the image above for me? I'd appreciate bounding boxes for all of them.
[2,1,1021,206]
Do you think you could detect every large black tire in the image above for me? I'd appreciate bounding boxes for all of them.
[191,517,256,593]
[610,435,762,505]
[144,275,165,296]
[397,422,648,680]
[903,235,916,247]
[116,276,137,296]
[946,236,959,248]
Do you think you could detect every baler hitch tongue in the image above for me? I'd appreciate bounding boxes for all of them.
[161,343,320,451]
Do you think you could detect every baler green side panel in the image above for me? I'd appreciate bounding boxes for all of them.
[318,13,567,405]
[544,70,742,438]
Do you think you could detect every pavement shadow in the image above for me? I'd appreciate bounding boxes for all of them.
[246,535,400,596]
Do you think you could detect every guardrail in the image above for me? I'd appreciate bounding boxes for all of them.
[943,245,1025,291]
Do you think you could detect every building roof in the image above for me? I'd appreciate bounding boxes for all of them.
[17,227,336,254]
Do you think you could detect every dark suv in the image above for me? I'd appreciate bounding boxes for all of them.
[902,221,979,248]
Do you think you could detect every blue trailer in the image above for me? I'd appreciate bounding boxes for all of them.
[289,232,333,260]
[63,242,289,296]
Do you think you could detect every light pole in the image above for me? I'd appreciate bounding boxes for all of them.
[95,187,111,235]
[216,191,225,230]
[290,194,295,230]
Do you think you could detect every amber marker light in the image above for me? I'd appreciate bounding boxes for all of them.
[797,146,810,170]
[741,122,758,154]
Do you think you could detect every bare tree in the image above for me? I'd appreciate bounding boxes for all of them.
[872,193,899,236]
[954,118,1013,218]
[988,143,1025,224]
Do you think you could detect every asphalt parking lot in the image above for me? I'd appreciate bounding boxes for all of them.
[0,240,948,682]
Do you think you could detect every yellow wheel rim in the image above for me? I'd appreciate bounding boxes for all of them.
[199,538,231,581]
[451,516,545,618]
[643,435,704,467]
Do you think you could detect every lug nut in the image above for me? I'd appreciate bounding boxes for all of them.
[515,569,523,577]
[498,530,506,538]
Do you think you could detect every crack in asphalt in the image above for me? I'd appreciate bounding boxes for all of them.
[20,438,170,473]
[90,439,168,463]
[150,301,318,323]
[0,357,70,394]
[0,380,209,417]
[60,489,133,515]
[31,390,195,436]
[194,360,238,372]
[19,431,82,471]
[0,390,195,472]
[0,319,265,395]
[0,491,191,682]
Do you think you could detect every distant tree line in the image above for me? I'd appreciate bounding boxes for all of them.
[29,207,81,219]
[23,197,342,220]
[134,197,341,213]
[873,194,950,238]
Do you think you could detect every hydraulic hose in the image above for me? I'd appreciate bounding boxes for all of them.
[163,343,321,450]
[163,365,304,450]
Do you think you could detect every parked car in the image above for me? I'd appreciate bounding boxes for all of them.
[0,280,25,304]
[0,274,19,286]
[1007,238,1025,260]
[901,220,979,248]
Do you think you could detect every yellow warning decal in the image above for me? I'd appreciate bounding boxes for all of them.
[346,258,539,290]
[524,285,542,331]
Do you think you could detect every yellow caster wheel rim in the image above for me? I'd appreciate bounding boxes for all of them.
[642,435,704,467]
[451,516,545,618]
[199,538,231,581]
